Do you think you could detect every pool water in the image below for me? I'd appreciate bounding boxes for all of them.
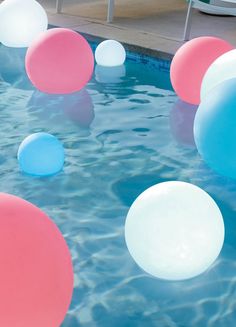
[1,43,236,327]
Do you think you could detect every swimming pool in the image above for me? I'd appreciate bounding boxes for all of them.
[0,41,236,327]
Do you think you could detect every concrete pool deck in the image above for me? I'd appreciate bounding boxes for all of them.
[4,0,236,58]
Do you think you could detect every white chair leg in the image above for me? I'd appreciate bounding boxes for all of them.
[56,0,63,13]
[183,0,194,41]
[107,0,115,23]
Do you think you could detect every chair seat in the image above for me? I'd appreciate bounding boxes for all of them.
[193,0,236,15]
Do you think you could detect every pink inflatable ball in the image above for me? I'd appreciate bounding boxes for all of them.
[0,193,73,327]
[169,99,198,147]
[170,37,233,105]
[25,28,94,94]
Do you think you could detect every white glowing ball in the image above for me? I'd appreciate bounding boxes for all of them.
[95,40,126,67]
[125,181,224,281]
[201,49,236,99]
[0,0,48,48]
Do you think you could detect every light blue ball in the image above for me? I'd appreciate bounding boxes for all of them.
[17,133,64,176]
[194,78,236,179]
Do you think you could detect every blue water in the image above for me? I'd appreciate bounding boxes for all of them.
[1,43,236,327]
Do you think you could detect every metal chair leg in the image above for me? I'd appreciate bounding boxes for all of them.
[107,0,115,23]
[56,0,63,13]
[183,0,194,41]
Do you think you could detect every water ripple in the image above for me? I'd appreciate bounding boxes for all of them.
[0,44,235,327]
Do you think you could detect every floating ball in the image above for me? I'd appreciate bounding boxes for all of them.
[0,0,48,48]
[194,78,236,179]
[0,193,73,327]
[18,133,64,176]
[25,28,94,94]
[125,181,224,280]
[95,40,126,67]
[170,37,233,105]
[201,49,236,100]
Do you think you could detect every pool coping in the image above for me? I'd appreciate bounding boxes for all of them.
[49,21,173,73]
[47,12,180,63]
[82,31,174,61]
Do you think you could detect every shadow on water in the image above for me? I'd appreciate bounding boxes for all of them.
[112,173,173,207]
[0,45,33,90]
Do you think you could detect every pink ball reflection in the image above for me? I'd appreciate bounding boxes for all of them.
[170,99,198,147]
[28,88,94,128]
[63,89,94,127]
